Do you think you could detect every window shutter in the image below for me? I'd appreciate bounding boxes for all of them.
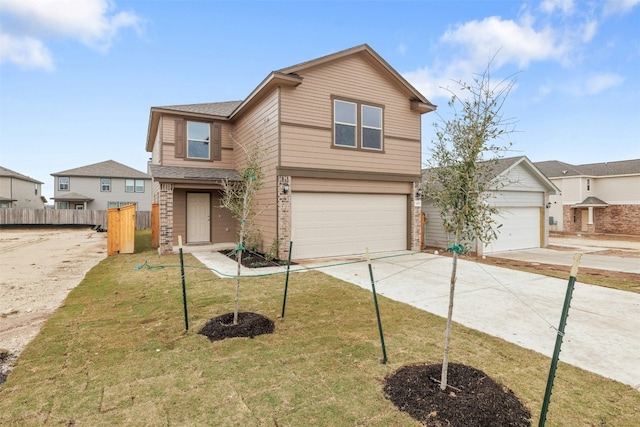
[212,123,222,161]
[174,119,185,158]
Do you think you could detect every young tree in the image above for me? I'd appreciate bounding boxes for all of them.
[221,138,265,325]
[424,61,517,391]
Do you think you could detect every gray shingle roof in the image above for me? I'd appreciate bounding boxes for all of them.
[51,192,94,201]
[155,101,243,117]
[149,164,242,181]
[51,160,150,178]
[535,159,640,177]
[573,196,609,207]
[0,166,44,184]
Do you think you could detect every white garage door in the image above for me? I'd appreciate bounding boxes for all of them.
[483,207,540,254]
[291,193,407,259]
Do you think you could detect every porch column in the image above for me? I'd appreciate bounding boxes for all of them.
[158,183,175,254]
[588,206,594,224]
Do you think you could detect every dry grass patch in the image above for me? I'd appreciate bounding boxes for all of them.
[0,231,638,426]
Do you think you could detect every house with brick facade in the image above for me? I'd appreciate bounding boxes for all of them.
[146,44,436,259]
[535,159,640,236]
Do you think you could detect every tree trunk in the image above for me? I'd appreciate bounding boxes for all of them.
[440,250,458,391]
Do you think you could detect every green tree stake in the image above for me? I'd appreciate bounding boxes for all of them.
[281,238,294,318]
[539,253,581,427]
[367,249,387,364]
[179,236,189,331]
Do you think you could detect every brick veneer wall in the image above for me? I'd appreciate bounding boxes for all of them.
[563,204,640,235]
[158,183,174,254]
[277,176,291,260]
[411,182,422,251]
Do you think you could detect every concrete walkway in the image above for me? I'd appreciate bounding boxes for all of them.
[192,250,640,391]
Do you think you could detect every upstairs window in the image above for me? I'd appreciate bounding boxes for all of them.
[334,100,357,148]
[187,121,210,159]
[333,98,383,151]
[58,177,69,191]
[101,178,111,192]
[125,179,145,193]
[174,119,222,162]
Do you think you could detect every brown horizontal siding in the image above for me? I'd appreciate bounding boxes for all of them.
[280,125,420,174]
[280,55,422,141]
[291,177,411,194]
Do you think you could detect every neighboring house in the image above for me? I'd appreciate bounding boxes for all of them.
[51,160,152,211]
[146,44,436,259]
[535,159,640,236]
[422,156,558,255]
[0,166,46,208]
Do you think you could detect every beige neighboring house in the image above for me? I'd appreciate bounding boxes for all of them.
[422,156,558,255]
[51,160,152,211]
[146,44,436,259]
[0,166,47,208]
[535,159,640,236]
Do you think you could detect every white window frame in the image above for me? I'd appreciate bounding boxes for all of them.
[187,121,211,160]
[101,178,111,192]
[333,98,383,151]
[58,177,70,191]
[125,179,145,193]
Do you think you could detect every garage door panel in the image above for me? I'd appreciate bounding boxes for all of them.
[291,193,407,259]
[484,207,540,253]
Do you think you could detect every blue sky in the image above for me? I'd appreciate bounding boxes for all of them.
[1,0,639,201]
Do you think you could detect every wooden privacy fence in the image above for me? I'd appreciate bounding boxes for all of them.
[107,204,136,255]
[0,208,151,230]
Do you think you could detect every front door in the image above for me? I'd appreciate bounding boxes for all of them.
[187,193,210,243]
[581,209,589,232]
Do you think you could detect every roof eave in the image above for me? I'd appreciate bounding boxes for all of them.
[230,72,303,120]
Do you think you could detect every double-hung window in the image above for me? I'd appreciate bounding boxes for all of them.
[187,121,211,159]
[58,177,69,191]
[101,178,111,192]
[333,99,383,151]
[125,179,145,193]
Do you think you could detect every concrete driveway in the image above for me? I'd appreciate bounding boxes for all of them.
[192,248,640,391]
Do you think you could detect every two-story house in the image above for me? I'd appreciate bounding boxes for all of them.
[146,44,436,259]
[0,166,46,208]
[51,160,152,211]
[535,159,640,235]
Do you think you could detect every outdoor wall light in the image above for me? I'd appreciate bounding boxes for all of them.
[546,202,552,208]
[416,188,423,198]
[283,183,290,194]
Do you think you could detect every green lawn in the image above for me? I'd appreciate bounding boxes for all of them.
[1,230,638,426]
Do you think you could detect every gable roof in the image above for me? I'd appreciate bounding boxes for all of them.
[0,166,44,184]
[535,159,640,178]
[147,44,436,151]
[422,156,558,193]
[51,160,150,179]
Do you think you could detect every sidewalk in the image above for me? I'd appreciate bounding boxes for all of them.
[192,250,640,391]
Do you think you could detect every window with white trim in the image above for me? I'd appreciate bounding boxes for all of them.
[333,99,383,151]
[108,201,137,209]
[58,177,69,191]
[101,178,111,192]
[125,179,145,193]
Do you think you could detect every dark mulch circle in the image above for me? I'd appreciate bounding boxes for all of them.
[384,363,531,427]
[198,312,275,342]
[221,249,293,268]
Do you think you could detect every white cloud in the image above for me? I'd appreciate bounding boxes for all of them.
[583,72,624,94]
[441,16,568,70]
[603,0,640,16]
[0,33,54,70]
[0,0,141,69]
[540,0,575,15]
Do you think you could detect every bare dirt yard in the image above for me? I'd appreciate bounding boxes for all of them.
[0,227,107,378]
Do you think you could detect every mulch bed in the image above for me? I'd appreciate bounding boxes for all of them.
[198,312,275,342]
[221,249,292,269]
[384,363,531,426]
